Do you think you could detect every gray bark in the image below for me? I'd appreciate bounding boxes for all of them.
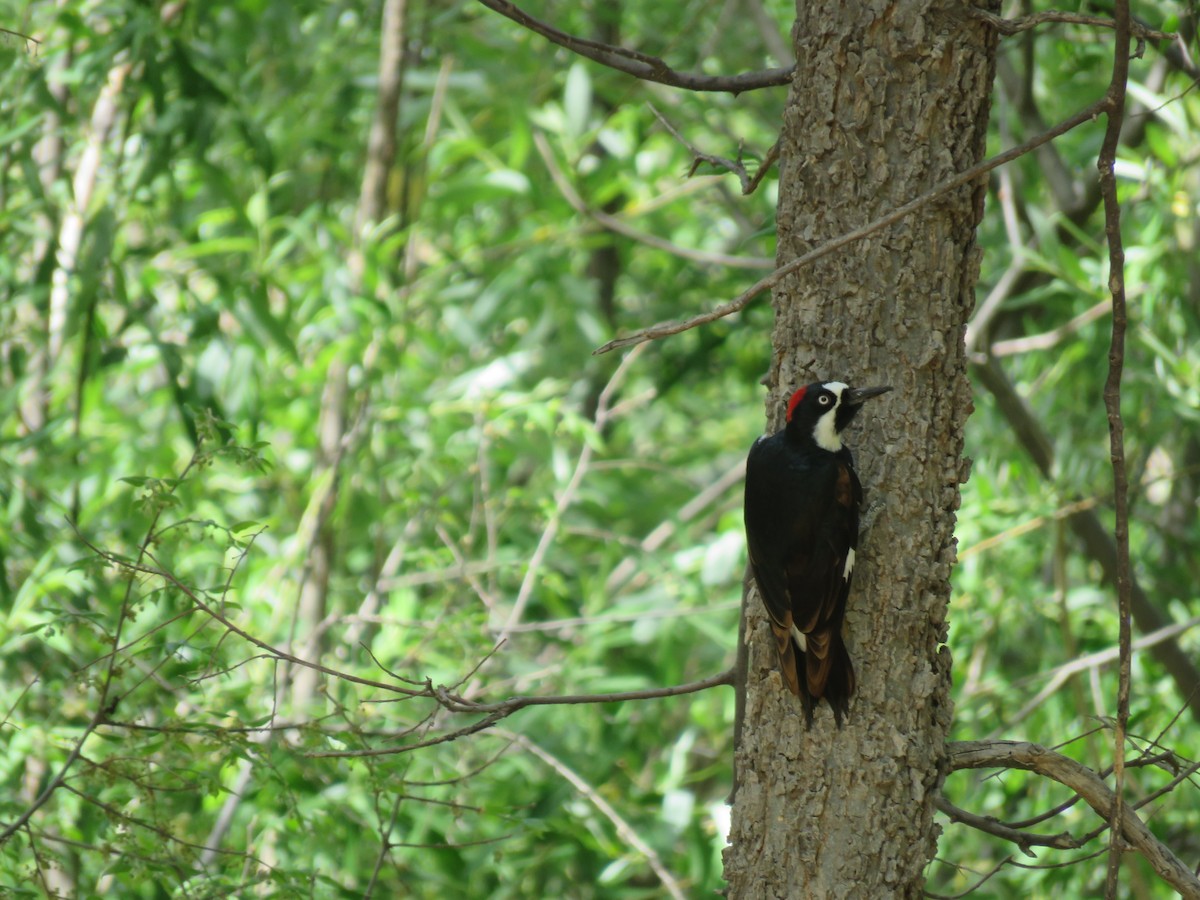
[724,3,997,897]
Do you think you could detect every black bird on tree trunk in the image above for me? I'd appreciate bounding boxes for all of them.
[744,381,892,725]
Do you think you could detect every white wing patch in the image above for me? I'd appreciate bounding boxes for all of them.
[790,624,808,651]
[843,547,856,581]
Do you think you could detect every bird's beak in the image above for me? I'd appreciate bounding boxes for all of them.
[844,385,893,406]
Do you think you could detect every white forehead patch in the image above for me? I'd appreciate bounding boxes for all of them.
[812,383,846,452]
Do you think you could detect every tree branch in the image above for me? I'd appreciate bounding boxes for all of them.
[970,8,1173,42]
[947,741,1200,898]
[503,730,687,900]
[925,855,1015,900]
[648,103,780,196]
[474,0,793,94]
[594,97,1108,355]
[0,456,200,846]
[1000,615,1200,734]
[935,796,1081,857]
[990,300,1110,356]
[304,668,736,758]
[971,358,1200,721]
[1096,1,1134,891]
[491,342,645,646]
[533,131,773,270]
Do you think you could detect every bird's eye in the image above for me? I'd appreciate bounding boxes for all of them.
[819,395,831,406]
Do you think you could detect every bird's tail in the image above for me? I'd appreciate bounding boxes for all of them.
[768,620,813,725]
[802,628,855,727]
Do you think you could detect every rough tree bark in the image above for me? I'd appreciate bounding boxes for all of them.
[724,3,997,897]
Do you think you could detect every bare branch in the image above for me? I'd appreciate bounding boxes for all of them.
[1000,616,1200,735]
[935,796,1081,856]
[605,457,746,596]
[446,667,735,715]
[947,741,1200,897]
[957,497,1098,561]
[503,600,740,634]
[925,855,1015,900]
[490,342,644,648]
[474,0,793,94]
[990,300,1110,356]
[648,103,780,196]
[971,358,1200,720]
[1125,758,1200,817]
[594,97,1109,355]
[533,132,773,270]
[78,539,430,699]
[969,8,1173,42]
[1096,1,1134,893]
[0,457,200,846]
[304,668,735,758]
[504,730,687,900]
[0,26,41,46]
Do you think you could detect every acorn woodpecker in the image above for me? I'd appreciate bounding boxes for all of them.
[743,381,891,725]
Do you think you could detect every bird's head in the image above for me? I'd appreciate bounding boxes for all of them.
[785,381,892,452]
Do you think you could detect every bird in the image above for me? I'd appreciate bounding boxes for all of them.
[743,380,891,725]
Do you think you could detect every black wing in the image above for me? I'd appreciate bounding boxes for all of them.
[745,438,861,724]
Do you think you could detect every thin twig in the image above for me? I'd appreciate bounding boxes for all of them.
[474,0,793,94]
[605,458,745,595]
[1127,759,1200,815]
[492,342,645,647]
[503,600,741,634]
[649,103,779,196]
[969,8,1173,42]
[1010,846,1110,871]
[445,667,735,715]
[60,783,258,862]
[1096,1,1134,894]
[79,539,430,698]
[972,359,1200,718]
[996,615,1200,735]
[81,527,734,759]
[503,730,688,900]
[304,668,735,759]
[947,741,1200,897]
[0,455,199,845]
[991,300,1111,356]
[533,132,773,270]
[935,796,1081,856]
[925,855,1015,900]
[0,26,40,45]
[957,497,1098,560]
[594,98,1109,355]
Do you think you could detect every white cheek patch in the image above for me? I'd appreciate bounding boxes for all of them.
[813,413,842,452]
[790,624,808,651]
[843,548,855,581]
[813,382,848,452]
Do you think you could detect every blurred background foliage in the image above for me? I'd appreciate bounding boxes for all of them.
[0,0,1197,897]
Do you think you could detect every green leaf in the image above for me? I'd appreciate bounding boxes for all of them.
[564,61,592,138]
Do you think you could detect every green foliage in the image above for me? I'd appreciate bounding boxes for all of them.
[1,1,778,895]
[1,0,1198,897]
[934,4,1200,895]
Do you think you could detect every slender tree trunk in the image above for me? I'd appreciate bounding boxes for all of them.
[725,3,997,897]
[289,0,408,713]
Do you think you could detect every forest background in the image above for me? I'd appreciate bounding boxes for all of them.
[1,0,1198,897]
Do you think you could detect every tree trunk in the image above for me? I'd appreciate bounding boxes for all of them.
[725,3,997,897]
